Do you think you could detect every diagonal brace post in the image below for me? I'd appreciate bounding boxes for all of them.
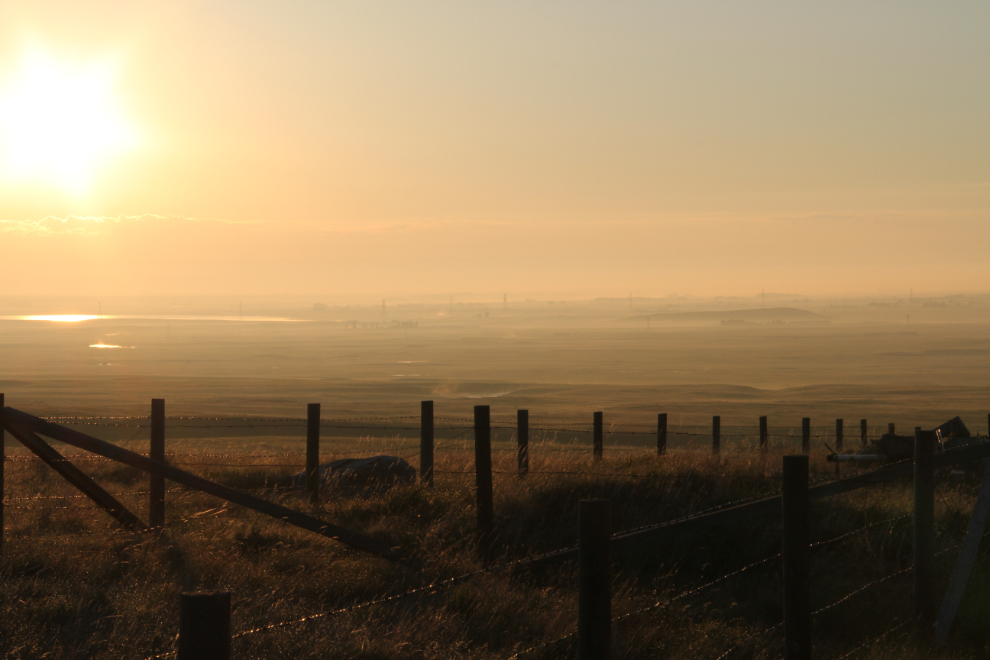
[4,422,147,530]
[2,407,420,568]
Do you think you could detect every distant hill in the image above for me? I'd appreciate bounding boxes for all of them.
[630,307,826,324]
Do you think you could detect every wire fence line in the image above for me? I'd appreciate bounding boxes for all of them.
[18,412,903,442]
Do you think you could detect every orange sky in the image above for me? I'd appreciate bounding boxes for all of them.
[1,1,987,299]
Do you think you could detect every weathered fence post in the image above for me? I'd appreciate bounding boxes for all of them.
[306,403,320,505]
[474,405,494,564]
[759,416,768,453]
[861,419,867,448]
[914,429,936,636]
[657,413,667,456]
[783,455,811,660]
[150,399,166,528]
[712,415,720,454]
[835,418,844,474]
[420,400,434,486]
[517,409,529,477]
[578,499,611,660]
[178,591,231,660]
[593,411,603,461]
[0,392,4,555]
[801,418,810,454]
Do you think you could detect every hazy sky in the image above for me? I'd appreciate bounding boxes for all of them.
[1,1,987,299]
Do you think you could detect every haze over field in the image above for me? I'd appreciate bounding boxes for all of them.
[0,1,988,298]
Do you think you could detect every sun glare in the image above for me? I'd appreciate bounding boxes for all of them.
[0,50,136,194]
[21,315,99,322]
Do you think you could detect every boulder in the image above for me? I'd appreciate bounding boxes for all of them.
[291,455,416,491]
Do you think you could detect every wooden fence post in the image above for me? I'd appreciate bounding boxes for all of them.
[0,392,4,555]
[420,400,434,486]
[474,405,494,564]
[783,455,811,660]
[759,416,768,453]
[835,418,844,474]
[861,419,867,448]
[801,418,810,454]
[517,409,529,477]
[593,411,603,461]
[712,416,720,454]
[178,592,231,660]
[306,403,320,505]
[578,499,611,660]
[914,429,936,636]
[150,399,166,528]
[657,413,667,456]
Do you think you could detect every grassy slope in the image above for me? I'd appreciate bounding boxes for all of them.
[1,446,989,660]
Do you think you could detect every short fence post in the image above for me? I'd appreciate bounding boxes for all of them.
[759,416,768,453]
[914,429,936,636]
[0,392,5,555]
[150,399,166,528]
[782,455,811,660]
[593,411,603,460]
[306,403,320,505]
[657,413,667,456]
[801,418,810,454]
[712,415,720,454]
[889,422,896,435]
[578,499,611,660]
[835,418,843,474]
[474,405,494,564]
[420,400,434,486]
[517,409,529,477]
[860,419,867,448]
[178,591,231,660]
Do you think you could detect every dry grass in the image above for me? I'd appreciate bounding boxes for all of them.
[2,442,989,660]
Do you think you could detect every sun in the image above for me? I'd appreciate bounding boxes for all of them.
[0,50,137,195]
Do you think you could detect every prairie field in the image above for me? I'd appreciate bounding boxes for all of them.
[2,295,990,659]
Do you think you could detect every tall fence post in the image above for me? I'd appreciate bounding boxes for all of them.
[801,418,810,454]
[150,398,166,528]
[420,400,434,486]
[593,411,603,461]
[178,591,231,660]
[914,429,936,636]
[0,392,4,555]
[860,419,868,448]
[474,405,494,564]
[759,416,768,453]
[657,413,667,456]
[578,499,611,660]
[835,418,843,474]
[306,403,320,505]
[712,415,720,454]
[783,455,811,660]
[517,409,529,477]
